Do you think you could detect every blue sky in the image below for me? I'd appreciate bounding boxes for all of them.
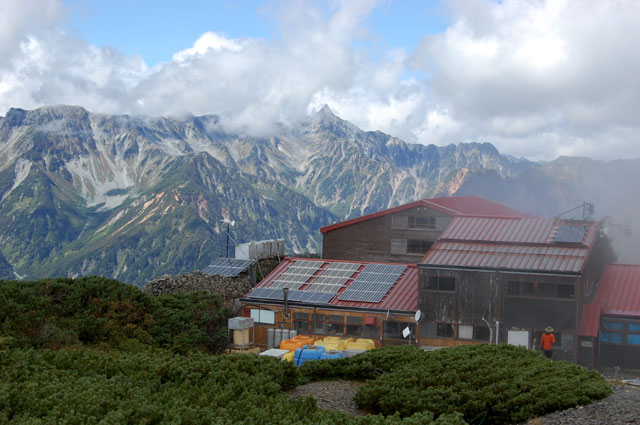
[62,0,450,66]
[1,0,639,160]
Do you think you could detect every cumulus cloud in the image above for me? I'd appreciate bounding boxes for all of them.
[406,0,640,159]
[0,0,62,62]
[0,0,639,160]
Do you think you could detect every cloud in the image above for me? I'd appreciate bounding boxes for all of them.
[0,0,639,160]
[405,0,640,159]
[0,0,62,62]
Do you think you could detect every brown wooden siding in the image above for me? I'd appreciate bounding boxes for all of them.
[418,337,483,348]
[322,206,453,263]
[242,303,415,348]
[419,268,498,325]
[499,272,579,331]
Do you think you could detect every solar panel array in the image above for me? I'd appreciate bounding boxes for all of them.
[305,262,362,293]
[246,287,334,304]
[339,264,407,303]
[202,258,254,277]
[268,260,326,290]
[554,225,587,244]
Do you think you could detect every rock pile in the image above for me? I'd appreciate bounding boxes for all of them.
[143,271,253,309]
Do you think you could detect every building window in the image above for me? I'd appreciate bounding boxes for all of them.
[294,312,309,333]
[250,309,275,324]
[474,326,490,341]
[558,332,574,349]
[313,314,327,335]
[363,325,379,339]
[458,325,473,339]
[600,319,640,346]
[390,238,407,255]
[507,281,574,300]
[327,315,344,336]
[408,216,436,230]
[384,321,416,340]
[407,239,434,254]
[507,281,535,297]
[346,316,363,336]
[426,276,456,292]
[437,323,454,338]
[540,283,575,299]
[392,215,436,230]
[422,322,438,337]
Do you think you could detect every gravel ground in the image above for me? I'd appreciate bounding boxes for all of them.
[288,379,640,424]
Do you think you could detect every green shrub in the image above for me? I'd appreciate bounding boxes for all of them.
[301,344,610,424]
[0,276,230,353]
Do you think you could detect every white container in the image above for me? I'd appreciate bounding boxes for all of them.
[267,328,275,350]
[342,349,366,358]
[274,329,283,349]
[259,349,290,359]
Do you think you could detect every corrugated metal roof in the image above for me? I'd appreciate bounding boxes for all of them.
[422,241,589,273]
[320,195,535,234]
[244,257,418,312]
[579,264,640,337]
[439,216,598,246]
[422,217,600,273]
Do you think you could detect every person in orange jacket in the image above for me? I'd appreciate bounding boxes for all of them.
[540,326,556,359]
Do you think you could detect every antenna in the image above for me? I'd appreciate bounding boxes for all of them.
[220,216,236,258]
[553,201,595,220]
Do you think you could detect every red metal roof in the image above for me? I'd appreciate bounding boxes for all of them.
[580,264,640,337]
[245,257,418,312]
[422,242,589,273]
[320,195,534,234]
[421,218,599,273]
[439,216,598,245]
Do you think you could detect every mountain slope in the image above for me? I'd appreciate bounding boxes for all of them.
[1,104,639,283]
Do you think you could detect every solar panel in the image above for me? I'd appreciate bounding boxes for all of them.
[246,287,284,300]
[289,260,326,269]
[202,258,254,277]
[337,264,407,303]
[554,225,587,243]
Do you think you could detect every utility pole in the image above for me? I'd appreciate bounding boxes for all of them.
[220,217,235,258]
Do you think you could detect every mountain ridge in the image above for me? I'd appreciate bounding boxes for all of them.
[1,105,638,284]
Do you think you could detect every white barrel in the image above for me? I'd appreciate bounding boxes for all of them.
[274,329,283,349]
[282,329,290,341]
[267,328,275,349]
[290,330,297,338]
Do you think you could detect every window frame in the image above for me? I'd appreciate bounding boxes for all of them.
[346,316,363,336]
[506,280,575,300]
[426,275,456,292]
[313,313,327,335]
[599,318,640,347]
[383,320,416,340]
[294,312,310,334]
[406,239,434,254]
[327,315,344,336]
[249,308,275,324]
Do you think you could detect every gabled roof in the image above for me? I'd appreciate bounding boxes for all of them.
[320,195,534,234]
[580,264,640,337]
[242,257,418,312]
[421,217,600,274]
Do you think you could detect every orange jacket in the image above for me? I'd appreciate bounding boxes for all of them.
[541,332,556,350]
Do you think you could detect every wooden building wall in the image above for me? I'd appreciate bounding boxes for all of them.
[418,267,584,361]
[499,272,579,332]
[322,206,453,263]
[419,268,498,324]
[241,302,416,348]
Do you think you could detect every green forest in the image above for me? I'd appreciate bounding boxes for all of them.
[0,277,612,424]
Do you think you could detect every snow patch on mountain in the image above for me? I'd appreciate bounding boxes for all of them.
[1,158,32,203]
